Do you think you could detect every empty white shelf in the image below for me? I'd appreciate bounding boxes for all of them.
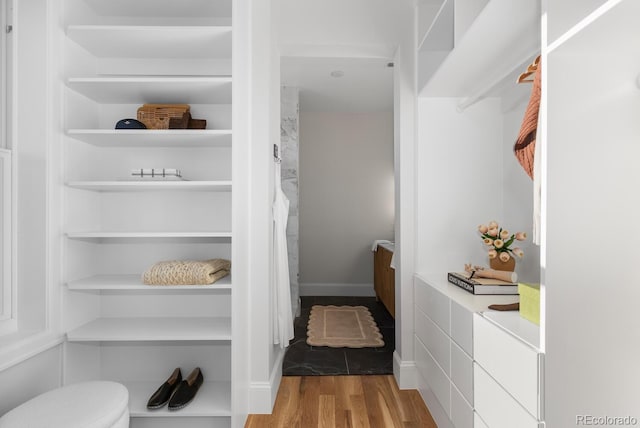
[67,129,232,147]
[420,0,539,97]
[125,381,231,417]
[66,181,232,192]
[83,0,231,20]
[66,231,232,239]
[67,26,231,59]
[67,317,231,342]
[67,77,232,104]
[418,0,454,52]
[67,274,232,291]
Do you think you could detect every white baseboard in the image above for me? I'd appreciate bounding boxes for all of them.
[299,283,375,297]
[248,347,285,414]
[393,350,418,389]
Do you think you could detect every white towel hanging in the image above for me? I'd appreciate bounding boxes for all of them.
[272,166,294,348]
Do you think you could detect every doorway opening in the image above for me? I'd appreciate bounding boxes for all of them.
[279,56,395,375]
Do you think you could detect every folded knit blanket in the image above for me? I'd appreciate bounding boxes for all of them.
[143,259,231,285]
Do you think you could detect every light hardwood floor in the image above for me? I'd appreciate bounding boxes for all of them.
[245,375,437,428]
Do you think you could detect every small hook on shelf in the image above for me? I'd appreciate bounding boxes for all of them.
[273,144,282,164]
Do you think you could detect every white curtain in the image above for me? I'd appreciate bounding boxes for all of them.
[272,165,294,348]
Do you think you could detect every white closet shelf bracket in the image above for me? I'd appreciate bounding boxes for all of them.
[457,49,539,113]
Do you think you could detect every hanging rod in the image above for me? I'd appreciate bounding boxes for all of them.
[457,49,539,113]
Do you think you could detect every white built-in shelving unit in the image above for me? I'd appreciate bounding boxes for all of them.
[415,0,542,285]
[415,0,543,427]
[61,0,236,426]
[416,0,640,426]
[419,0,539,105]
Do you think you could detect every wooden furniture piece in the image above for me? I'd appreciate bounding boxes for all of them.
[373,243,395,318]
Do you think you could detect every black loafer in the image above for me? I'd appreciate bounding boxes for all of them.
[168,367,204,411]
[147,368,182,410]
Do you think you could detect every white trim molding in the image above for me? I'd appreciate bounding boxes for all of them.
[0,149,13,334]
[248,346,285,413]
[393,350,418,389]
[299,282,375,297]
[0,331,64,372]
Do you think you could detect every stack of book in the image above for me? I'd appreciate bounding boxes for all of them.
[447,272,518,295]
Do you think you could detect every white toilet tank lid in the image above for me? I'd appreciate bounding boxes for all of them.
[0,381,128,428]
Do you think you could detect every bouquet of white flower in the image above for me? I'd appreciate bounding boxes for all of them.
[478,221,527,263]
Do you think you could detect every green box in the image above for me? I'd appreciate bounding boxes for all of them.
[518,282,540,325]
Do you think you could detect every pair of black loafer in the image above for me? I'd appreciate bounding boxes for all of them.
[146,367,204,411]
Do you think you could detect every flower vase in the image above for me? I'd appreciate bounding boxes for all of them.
[490,256,516,272]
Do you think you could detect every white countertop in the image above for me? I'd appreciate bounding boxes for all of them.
[416,272,518,313]
[373,240,395,253]
[415,272,541,351]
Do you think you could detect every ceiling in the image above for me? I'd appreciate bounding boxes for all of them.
[280,56,394,113]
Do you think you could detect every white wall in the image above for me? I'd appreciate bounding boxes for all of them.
[0,346,61,416]
[231,0,251,422]
[416,98,504,274]
[544,14,640,424]
[0,0,65,417]
[278,0,411,53]
[416,97,539,282]
[502,105,540,283]
[298,111,394,294]
[245,0,286,415]
[280,86,300,316]
[14,0,51,333]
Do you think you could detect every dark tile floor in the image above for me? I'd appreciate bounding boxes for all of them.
[282,296,395,376]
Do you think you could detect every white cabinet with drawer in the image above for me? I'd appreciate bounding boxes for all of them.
[474,362,540,428]
[414,274,516,428]
[473,312,544,427]
[414,274,543,428]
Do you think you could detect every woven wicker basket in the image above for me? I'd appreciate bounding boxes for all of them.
[137,104,190,129]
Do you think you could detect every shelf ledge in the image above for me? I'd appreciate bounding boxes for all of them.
[66,317,232,342]
[66,129,232,147]
[125,381,231,418]
[66,181,232,192]
[66,77,232,104]
[67,25,231,60]
[66,232,232,239]
[66,274,232,291]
